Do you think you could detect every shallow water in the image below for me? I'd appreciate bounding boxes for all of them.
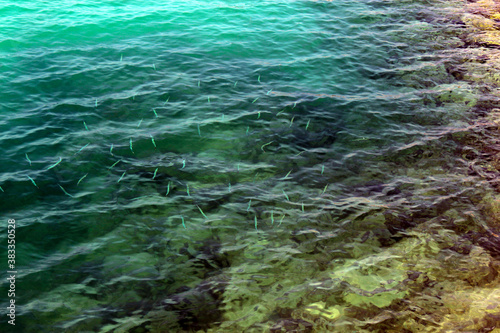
[2,0,500,332]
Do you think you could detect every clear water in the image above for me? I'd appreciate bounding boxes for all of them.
[1,0,497,332]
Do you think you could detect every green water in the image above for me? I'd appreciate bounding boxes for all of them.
[1,0,499,332]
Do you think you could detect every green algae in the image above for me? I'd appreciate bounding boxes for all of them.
[330,254,408,308]
[303,301,341,320]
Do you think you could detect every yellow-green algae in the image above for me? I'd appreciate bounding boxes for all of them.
[462,0,500,45]
[303,302,341,320]
[329,253,408,308]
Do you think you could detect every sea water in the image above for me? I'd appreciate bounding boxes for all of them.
[1,0,497,332]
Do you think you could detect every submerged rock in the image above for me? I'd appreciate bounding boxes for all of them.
[161,276,230,331]
[269,318,314,333]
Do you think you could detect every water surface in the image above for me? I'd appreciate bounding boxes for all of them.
[1,0,498,332]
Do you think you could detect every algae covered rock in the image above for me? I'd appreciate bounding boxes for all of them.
[467,0,500,17]
[440,286,500,331]
[463,0,500,46]
[22,283,104,332]
[301,301,341,320]
[329,253,408,308]
[432,83,478,108]
[482,193,500,229]
[462,13,499,30]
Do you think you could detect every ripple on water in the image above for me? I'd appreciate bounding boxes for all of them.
[2,0,500,331]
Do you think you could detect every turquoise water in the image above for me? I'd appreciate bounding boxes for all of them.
[1,0,496,332]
